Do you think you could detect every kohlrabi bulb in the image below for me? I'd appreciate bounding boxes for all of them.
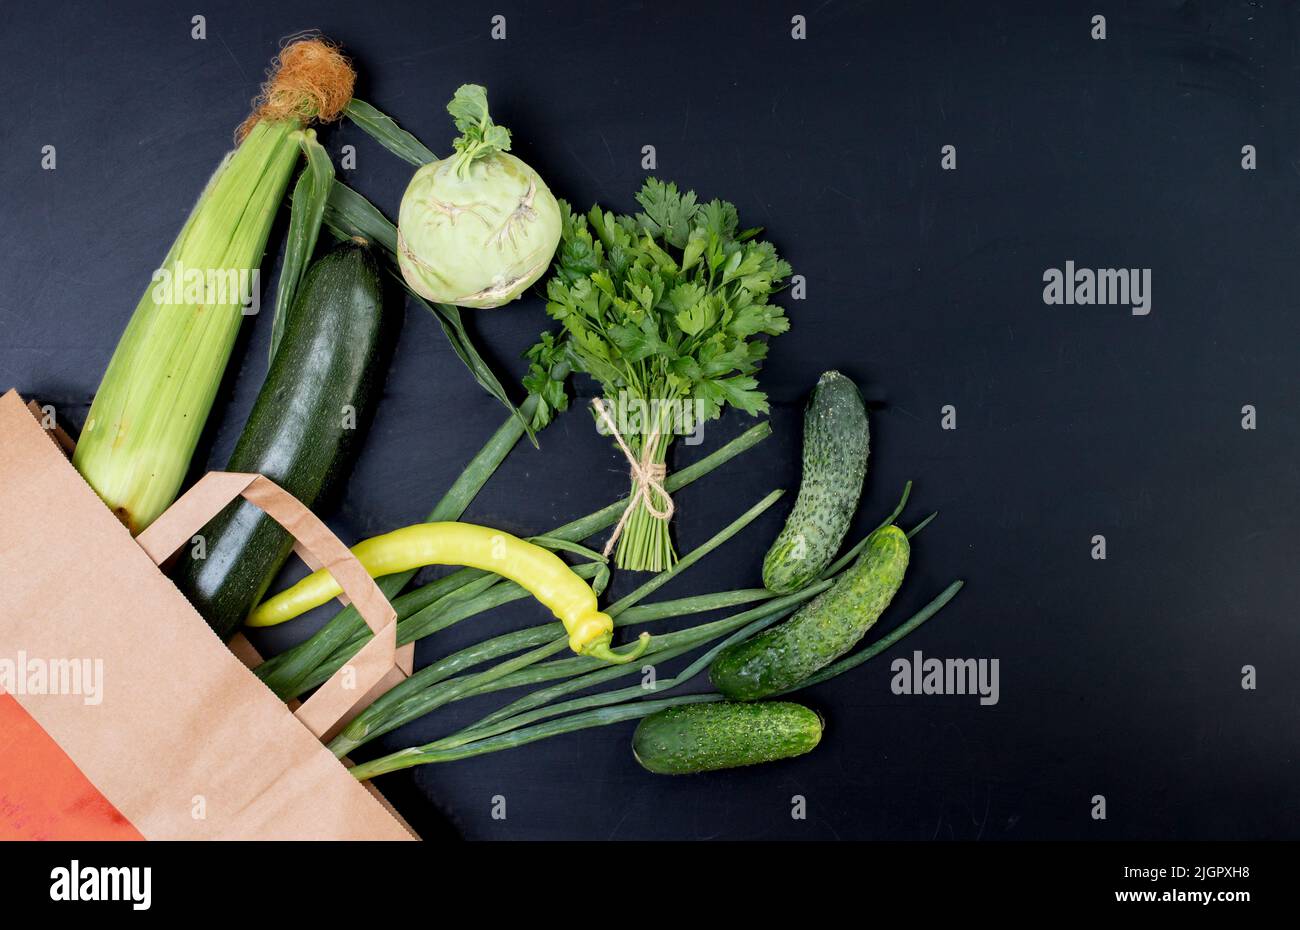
[397,85,561,309]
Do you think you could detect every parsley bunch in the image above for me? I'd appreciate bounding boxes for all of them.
[531,178,792,571]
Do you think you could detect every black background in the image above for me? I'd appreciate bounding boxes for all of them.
[2,0,1298,841]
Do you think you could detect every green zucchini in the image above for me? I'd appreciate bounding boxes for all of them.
[632,701,823,774]
[174,239,392,639]
[762,370,869,594]
[713,525,908,700]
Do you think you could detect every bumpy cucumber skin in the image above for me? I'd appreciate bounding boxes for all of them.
[713,525,909,700]
[632,701,823,774]
[762,371,869,594]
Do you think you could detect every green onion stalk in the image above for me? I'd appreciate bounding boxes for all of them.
[307,586,772,697]
[346,578,965,780]
[327,490,789,756]
[256,419,772,699]
[336,490,942,769]
[331,586,820,758]
[73,37,355,534]
[254,387,565,699]
[328,486,921,757]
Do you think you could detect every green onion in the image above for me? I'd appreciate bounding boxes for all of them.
[295,561,604,693]
[328,491,790,755]
[461,586,823,703]
[346,694,724,780]
[333,488,904,751]
[257,420,772,698]
[327,598,779,750]
[444,598,806,746]
[329,591,822,757]
[314,587,772,698]
[255,396,551,697]
[347,579,962,780]
[338,503,951,768]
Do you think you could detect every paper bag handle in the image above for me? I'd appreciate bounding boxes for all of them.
[135,472,413,741]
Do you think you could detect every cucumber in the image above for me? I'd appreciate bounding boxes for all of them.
[632,701,823,774]
[713,525,908,700]
[762,370,869,594]
[174,239,392,639]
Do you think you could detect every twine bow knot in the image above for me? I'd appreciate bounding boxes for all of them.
[592,398,675,557]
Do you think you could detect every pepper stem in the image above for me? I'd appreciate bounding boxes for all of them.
[582,632,651,665]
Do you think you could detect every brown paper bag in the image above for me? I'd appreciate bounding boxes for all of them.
[0,389,417,840]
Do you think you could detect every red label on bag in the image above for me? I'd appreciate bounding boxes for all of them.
[0,694,143,840]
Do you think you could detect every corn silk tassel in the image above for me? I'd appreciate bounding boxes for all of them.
[73,37,355,533]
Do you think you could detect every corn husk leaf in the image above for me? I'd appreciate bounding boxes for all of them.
[343,99,437,166]
[268,129,334,363]
[73,120,301,532]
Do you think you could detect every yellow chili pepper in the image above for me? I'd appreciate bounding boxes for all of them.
[246,522,649,664]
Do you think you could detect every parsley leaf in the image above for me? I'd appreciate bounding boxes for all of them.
[526,177,793,449]
[634,178,699,249]
[521,331,570,431]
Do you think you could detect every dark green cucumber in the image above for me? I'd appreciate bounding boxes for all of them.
[713,525,908,700]
[632,701,823,774]
[762,370,869,594]
[174,240,392,639]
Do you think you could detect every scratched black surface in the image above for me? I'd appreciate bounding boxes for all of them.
[2,0,1298,840]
